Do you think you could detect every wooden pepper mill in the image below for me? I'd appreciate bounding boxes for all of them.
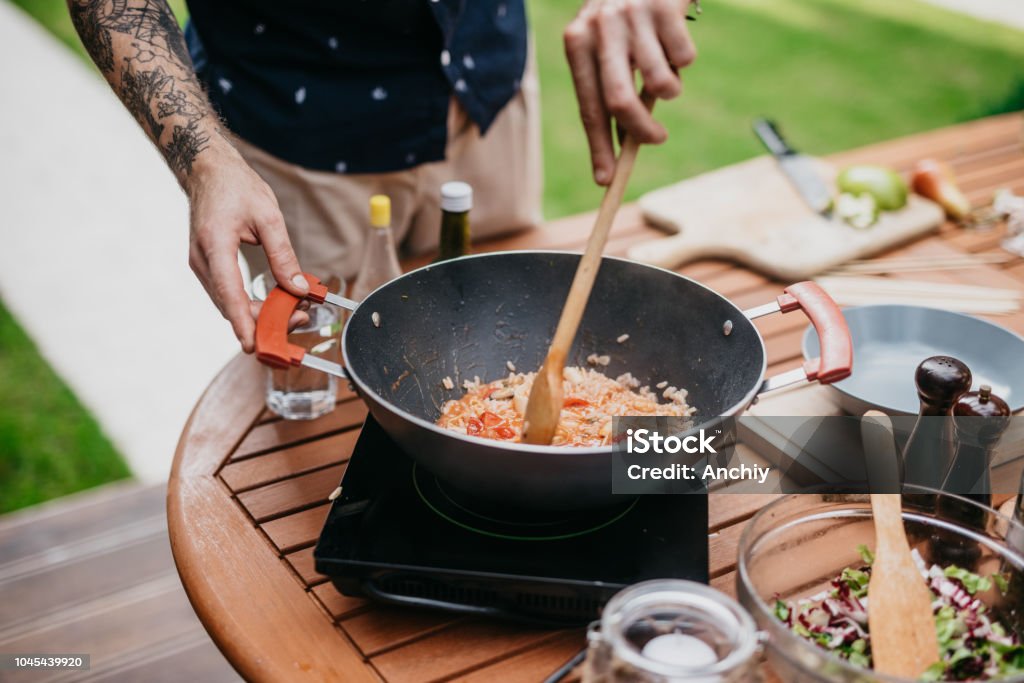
[941,385,1011,507]
[930,385,1010,569]
[902,356,972,510]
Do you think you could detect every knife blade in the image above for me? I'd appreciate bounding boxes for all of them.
[753,118,833,217]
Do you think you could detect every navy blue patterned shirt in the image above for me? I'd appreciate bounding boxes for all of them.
[185,0,527,174]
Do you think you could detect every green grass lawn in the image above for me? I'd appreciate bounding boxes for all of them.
[0,299,129,515]
[1,0,1021,512]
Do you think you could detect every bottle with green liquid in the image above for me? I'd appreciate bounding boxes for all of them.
[436,181,472,262]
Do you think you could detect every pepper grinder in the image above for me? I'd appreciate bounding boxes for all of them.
[941,385,1011,508]
[930,385,1009,570]
[902,356,972,510]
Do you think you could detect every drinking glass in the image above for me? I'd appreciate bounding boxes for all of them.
[253,271,341,420]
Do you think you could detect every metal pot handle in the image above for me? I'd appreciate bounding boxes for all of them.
[744,281,853,393]
[254,272,355,379]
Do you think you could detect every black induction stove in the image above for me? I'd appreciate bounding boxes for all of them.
[314,418,709,625]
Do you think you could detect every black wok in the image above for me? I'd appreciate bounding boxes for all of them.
[256,251,852,511]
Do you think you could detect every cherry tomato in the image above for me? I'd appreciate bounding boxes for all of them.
[480,411,503,427]
[563,397,590,408]
[494,426,516,440]
[466,417,483,435]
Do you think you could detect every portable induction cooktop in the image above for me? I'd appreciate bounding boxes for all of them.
[314,418,709,625]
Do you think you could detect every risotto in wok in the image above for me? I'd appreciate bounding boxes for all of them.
[437,366,695,447]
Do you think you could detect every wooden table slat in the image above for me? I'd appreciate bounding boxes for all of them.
[827,113,1021,171]
[232,399,367,461]
[238,463,347,524]
[262,504,331,554]
[957,154,1024,190]
[708,521,746,580]
[370,620,571,683]
[707,493,780,532]
[311,582,370,621]
[220,429,358,493]
[284,546,327,587]
[341,607,465,658]
[954,141,1024,175]
[450,629,585,683]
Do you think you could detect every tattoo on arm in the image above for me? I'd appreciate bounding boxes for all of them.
[68,0,216,177]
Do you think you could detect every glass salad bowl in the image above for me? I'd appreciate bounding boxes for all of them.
[737,491,1024,682]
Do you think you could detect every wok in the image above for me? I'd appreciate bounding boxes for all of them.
[256,251,852,511]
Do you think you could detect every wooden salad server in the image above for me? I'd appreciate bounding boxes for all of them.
[522,91,656,445]
[862,410,940,678]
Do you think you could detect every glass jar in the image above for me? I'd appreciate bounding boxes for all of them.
[583,580,761,682]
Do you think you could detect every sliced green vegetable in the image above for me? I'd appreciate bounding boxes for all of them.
[774,599,789,622]
[837,164,909,211]
[943,565,991,594]
[841,567,871,598]
[857,544,875,565]
[835,192,879,229]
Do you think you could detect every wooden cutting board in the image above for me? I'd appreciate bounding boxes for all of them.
[628,155,945,281]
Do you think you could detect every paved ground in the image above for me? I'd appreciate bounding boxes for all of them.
[0,2,237,483]
[0,481,241,682]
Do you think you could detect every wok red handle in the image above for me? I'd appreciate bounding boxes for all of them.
[777,281,853,384]
[254,273,329,368]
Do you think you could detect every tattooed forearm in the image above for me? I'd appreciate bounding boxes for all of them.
[120,61,172,139]
[165,122,210,175]
[67,0,219,180]
[69,0,114,73]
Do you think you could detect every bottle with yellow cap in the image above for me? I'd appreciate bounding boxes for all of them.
[351,194,402,302]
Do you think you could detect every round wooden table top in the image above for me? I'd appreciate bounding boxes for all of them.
[168,113,1024,682]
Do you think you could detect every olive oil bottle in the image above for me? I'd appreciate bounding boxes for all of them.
[437,181,472,261]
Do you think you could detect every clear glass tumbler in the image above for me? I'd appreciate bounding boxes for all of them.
[253,271,340,420]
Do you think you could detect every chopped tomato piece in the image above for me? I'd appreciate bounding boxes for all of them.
[494,426,516,440]
[480,411,503,427]
[563,397,591,408]
[466,417,483,435]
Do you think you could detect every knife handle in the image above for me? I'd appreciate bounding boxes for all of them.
[752,118,795,157]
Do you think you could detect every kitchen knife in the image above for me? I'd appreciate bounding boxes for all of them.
[753,118,833,216]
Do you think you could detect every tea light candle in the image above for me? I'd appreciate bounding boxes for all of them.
[642,633,719,681]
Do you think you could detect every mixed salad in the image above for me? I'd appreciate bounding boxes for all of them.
[774,546,1024,681]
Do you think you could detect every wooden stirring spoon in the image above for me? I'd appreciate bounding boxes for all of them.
[522,92,656,445]
[861,411,940,678]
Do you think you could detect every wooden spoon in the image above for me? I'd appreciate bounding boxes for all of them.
[522,92,656,445]
[861,410,939,679]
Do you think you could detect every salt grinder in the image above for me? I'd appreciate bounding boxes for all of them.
[902,356,972,509]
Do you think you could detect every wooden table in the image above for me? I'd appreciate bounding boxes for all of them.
[169,113,1024,682]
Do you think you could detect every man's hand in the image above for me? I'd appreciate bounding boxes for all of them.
[186,139,310,353]
[564,0,697,185]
